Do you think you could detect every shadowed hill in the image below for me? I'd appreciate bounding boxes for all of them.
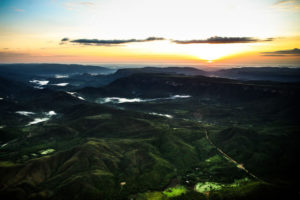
[0,102,204,200]
[79,73,300,101]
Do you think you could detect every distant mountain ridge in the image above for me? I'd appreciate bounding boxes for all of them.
[1,64,300,90]
[114,67,207,76]
[0,64,114,81]
[213,67,300,82]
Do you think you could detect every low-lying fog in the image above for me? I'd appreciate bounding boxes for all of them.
[96,95,191,104]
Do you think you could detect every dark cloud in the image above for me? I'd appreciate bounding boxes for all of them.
[61,38,69,42]
[262,54,286,57]
[261,48,300,56]
[145,37,165,41]
[62,37,165,46]
[60,38,70,45]
[172,36,273,44]
[61,36,274,46]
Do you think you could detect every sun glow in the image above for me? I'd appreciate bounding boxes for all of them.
[179,43,253,61]
[0,0,299,64]
[125,41,257,63]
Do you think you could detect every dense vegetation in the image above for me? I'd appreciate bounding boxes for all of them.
[0,64,299,199]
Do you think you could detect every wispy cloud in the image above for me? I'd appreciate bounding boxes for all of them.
[63,1,96,10]
[11,7,24,12]
[273,0,300,10]
[261,48,300,56]
[61,37,165,46]
[172,36,273,44]
[79,1,95,6]
[0,51,77,60]
[275,0,300,5]
[0,51,29,59]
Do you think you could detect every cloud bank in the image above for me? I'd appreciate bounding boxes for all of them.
[61,36,274,46]
[172,36,273,44]
[261,48,300,56]
[61,37,165,46]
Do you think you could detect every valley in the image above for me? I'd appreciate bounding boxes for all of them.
[0,64,299,200]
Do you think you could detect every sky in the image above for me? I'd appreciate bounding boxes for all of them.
[0,0,300,66]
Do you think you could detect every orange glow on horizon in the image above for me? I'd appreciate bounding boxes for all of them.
[1,1,300,65]
[1,36,299,65]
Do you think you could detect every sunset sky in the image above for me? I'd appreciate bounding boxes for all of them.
[0,0,300,66]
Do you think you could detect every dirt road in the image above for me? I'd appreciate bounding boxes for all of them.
[204,128,266,183]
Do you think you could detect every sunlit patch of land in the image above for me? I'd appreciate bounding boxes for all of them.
[163,185,187,197]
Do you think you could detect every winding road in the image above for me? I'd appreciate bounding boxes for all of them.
[204,128,266,183]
